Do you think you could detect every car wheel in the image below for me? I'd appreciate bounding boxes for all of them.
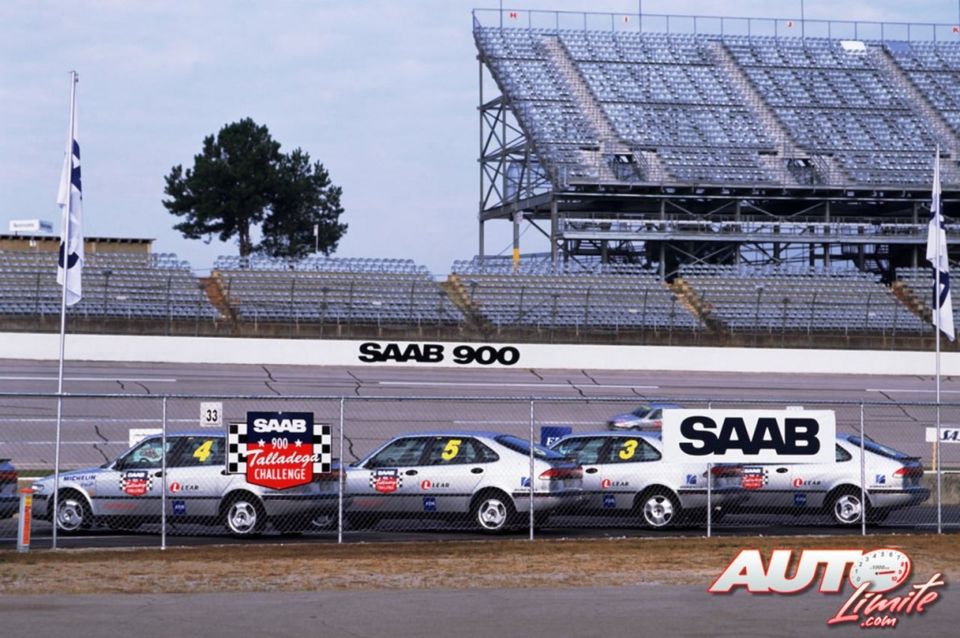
[222,493,265,537]
[471,491,515,533]
[55,491,92,534]
[638,488,680,529]
[829,489,863,526]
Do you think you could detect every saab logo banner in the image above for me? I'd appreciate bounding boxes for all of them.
[358,342,519,366]
[661,409,835,464]
[226,412,332,490]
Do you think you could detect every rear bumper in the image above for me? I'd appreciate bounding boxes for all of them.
[511,490,583,513]
[870,488,930,510]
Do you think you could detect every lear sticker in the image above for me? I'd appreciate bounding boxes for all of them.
[226,412,332,490]
[661,409,836,464]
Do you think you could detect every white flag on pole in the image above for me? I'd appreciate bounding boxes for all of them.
[56,80,83,306]
[927,147,954,341]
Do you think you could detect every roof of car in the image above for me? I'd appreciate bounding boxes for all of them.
[396,430,514,439]
[554,431,661,441]
[143,431,225,439]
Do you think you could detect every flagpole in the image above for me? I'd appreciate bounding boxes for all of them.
[935,144,943,535]
[52,70,78,549]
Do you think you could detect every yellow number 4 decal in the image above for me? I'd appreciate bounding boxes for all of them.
[441,439,462,461]
[619,439,638,461]
[193,440,214,463]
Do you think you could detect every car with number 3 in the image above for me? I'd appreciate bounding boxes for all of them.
[30,432,343,537]
[550,432,745,528]
[344,431,583,533]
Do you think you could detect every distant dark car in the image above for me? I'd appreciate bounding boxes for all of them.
[606,402,681,431]
[0,458,19,519]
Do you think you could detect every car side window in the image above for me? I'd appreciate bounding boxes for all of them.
[118,438,170,470]
[553,438,605,465]
[603,437,661,463]
[649,409,662,419]
[171,437,225,468]
[424,437,499,465]
[366,438,430,469]
[836,444,852,462]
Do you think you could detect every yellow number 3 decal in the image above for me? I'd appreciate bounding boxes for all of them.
[441,439,462,461]
[618,439,638,460]
[193,440,214,463]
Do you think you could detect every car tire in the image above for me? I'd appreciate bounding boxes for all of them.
[471,491,515,533]
[829,488,864,526]
[221,493,266,537]
[54,490,93,534]
[637,488,681,529]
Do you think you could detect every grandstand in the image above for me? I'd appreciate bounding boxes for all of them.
[2,10,958,351]
[473,9,960,279]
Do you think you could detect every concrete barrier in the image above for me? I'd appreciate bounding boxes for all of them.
[3,331,960,376]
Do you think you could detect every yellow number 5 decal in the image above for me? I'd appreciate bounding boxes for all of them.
[441,439,462,461]
[619,439,638,461]
[193,440,214,463]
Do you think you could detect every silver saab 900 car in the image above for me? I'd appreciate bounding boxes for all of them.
[31,432,342,537]
[550,431,746,528]
[344,431,583,533]
[728,433,929,526]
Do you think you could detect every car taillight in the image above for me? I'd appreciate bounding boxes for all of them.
[313,469,342,482]
[894,466,924,479]
[0,470,17,483]
[709,466,742,478]
[652,420,662,428]
[539,467,583,480]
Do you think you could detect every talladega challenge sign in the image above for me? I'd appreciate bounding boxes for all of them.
[660,409,836,464]
[227,412,332,489]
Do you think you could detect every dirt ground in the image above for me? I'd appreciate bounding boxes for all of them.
[1,534,958,594]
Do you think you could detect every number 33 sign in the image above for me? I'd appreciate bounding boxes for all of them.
[200,402,223,428]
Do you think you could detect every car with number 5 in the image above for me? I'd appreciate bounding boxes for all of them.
[30,432,343,537]
[344,431,583,533]
[549,432,745,528]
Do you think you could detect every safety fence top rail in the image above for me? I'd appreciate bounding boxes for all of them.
[2,391,959,408]
[472,8,960,42]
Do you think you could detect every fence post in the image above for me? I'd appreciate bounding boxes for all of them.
[161,396,168,550]
[529,399,535,541]
[706,462,712,538]
[937,400,943,534]
[860,402,866,536]
[338,397,345,544]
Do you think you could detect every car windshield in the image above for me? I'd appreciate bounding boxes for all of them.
[630,407,652,418]
[847,436,913,461]
[495,435,565,460]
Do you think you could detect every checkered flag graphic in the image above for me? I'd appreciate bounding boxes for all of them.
[227,422,247,474]
[315,423,332,473]
[119,475,154,491]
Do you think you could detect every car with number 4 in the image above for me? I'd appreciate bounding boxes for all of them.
[30,432,343,537]
[550,432,746,528]
[606,402,681,431]
[344,431,583,533]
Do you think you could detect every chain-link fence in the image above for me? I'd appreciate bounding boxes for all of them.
[1,393,957,550]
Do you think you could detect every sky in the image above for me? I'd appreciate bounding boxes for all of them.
[1,0,958,275]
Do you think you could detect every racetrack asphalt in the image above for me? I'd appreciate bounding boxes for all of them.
[1,585,955,638]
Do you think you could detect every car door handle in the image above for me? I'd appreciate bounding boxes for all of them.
[154,471,163,477]
[471,467,484,474]
[585,467,599,474]
[776,467,789,473]
[405,469,418,476]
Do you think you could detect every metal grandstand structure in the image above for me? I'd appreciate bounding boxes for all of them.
[474,9,960,278]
